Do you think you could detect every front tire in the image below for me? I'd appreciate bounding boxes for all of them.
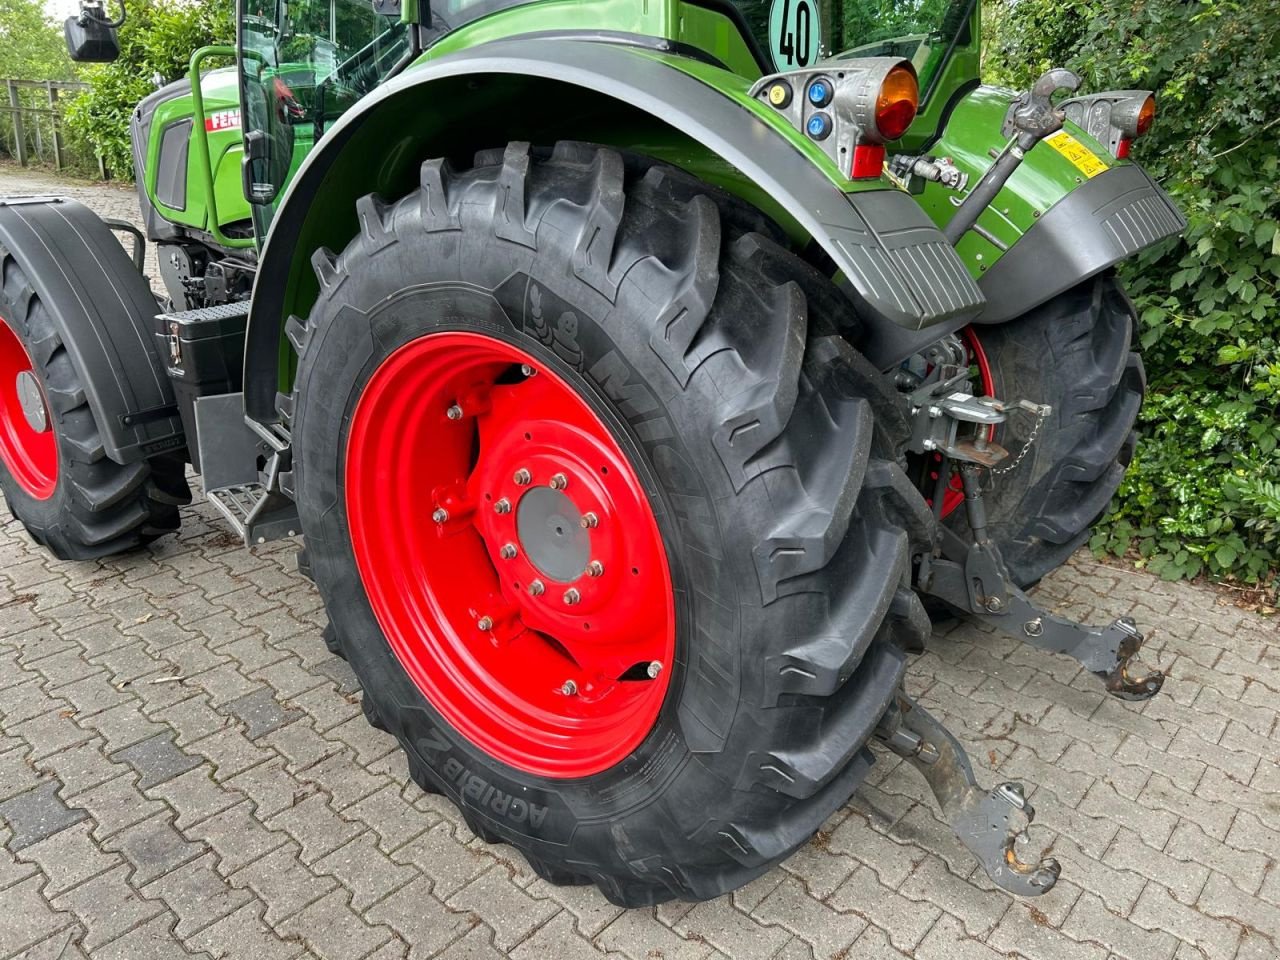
[290,143,933,905]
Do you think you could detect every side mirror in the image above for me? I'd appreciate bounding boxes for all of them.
[64,2,123,63]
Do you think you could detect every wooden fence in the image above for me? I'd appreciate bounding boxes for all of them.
[1,79,102,177]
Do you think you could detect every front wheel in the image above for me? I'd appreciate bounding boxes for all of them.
[290,143,933,905]
[948,275,1145,586]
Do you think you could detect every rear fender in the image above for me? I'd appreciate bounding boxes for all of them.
[0,198,185,463]
[914,86,1185,326]
[243,37,986,422]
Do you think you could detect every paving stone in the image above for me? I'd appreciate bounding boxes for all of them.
[313,831,417,911]
[393,821,494,900]
[229,843,338,925]
[752,876,861,959]
[595,908,716,960]
[0,875,79,955]
[11,709,95,760]
[93,912,204,960]
[183,901,305,960]
[0,780,88,851]
[183,801,288,877]
[265,791,362,865]
[104,813,207,886]
[225,688,304,740]
[448,865,562,951]
[145,765,240,830]
[141,853,254,939]
[366,875,478,956]
[343,783,432,854]
[187,725,276,782]
[71,773,169,840]
[275,889,391,960]
[899,854,1011,938]
[915,915,1007,960]
[112,733,203,790]
[827,866,942,953]
[509,909,623,960]
[1129,883,1241,960]
[1061,893,1178,960]
[52,863,167,950]
[1166,820,1270,895]
[20,820,119,897]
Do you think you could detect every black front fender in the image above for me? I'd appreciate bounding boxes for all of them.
[244,37,985,422]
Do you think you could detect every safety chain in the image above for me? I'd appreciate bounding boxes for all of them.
[989,403,1051,479]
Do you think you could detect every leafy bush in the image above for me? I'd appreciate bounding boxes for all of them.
[64,0,232,179]
[987,0,1280,593]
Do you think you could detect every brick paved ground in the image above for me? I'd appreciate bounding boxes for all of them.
[1,163,1278,960]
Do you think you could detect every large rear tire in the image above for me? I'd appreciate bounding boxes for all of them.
[957,275,1144,586]
[0,254,188,561]
[290,142,933,905]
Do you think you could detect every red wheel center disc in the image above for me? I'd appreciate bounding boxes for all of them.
[0,318,57,500]
[345,332,676,778]
[938,327,995,519]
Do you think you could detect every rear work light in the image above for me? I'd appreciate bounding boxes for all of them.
[750,57,919,181]
[1061,91,1156,159]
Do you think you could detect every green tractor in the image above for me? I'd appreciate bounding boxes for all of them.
[1,0,1182,905]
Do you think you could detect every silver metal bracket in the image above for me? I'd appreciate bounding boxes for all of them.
[876,694,1061,896]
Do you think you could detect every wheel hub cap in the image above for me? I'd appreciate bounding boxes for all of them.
[516,487,588,582]
[16,371,49,433]
[345,331,676,779]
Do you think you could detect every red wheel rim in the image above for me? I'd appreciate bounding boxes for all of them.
[346,332,676,778]
[937,327,995,519]
[0,318,57,500]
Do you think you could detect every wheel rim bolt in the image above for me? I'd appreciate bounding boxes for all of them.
[494,497,511,514]
[647,661,663,679]
[521,364,537,377]
[563,588,581,606]
[446,404,463,420]
[561,679,578,696]
[432,508,449,524]
[580,512,598,529]
[528,579,545,596]
[514,468,532,486]
[549,473,568,490]
[500,543,518,560]
[477,616,493,631]
[586,560,604,578]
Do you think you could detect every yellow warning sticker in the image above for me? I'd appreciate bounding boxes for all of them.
[1044,130,1109,179]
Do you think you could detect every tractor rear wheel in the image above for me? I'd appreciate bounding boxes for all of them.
[0,255,188,561]
[289,142,933,905]
[950,275,1144,586]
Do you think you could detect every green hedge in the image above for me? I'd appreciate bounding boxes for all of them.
[987,0,1280,593]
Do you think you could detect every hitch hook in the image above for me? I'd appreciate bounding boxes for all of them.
[877,694,1061,896]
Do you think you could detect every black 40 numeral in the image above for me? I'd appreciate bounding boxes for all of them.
[777,0,814,67]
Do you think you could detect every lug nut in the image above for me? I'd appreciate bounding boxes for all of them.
[563,588,581,606]
[514,468,531,486]
[494,497,511,514]
[500,543,518,560]
[549,473,568,490]
[446,404,463,420]
[477,616,493,631]
[431,508,449,523]
[528,579,545,596]
[580,512,598,529]
[561,679,577,696]
[647,661,663,679]
[521,364,537,377]
[586,560,604,578]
